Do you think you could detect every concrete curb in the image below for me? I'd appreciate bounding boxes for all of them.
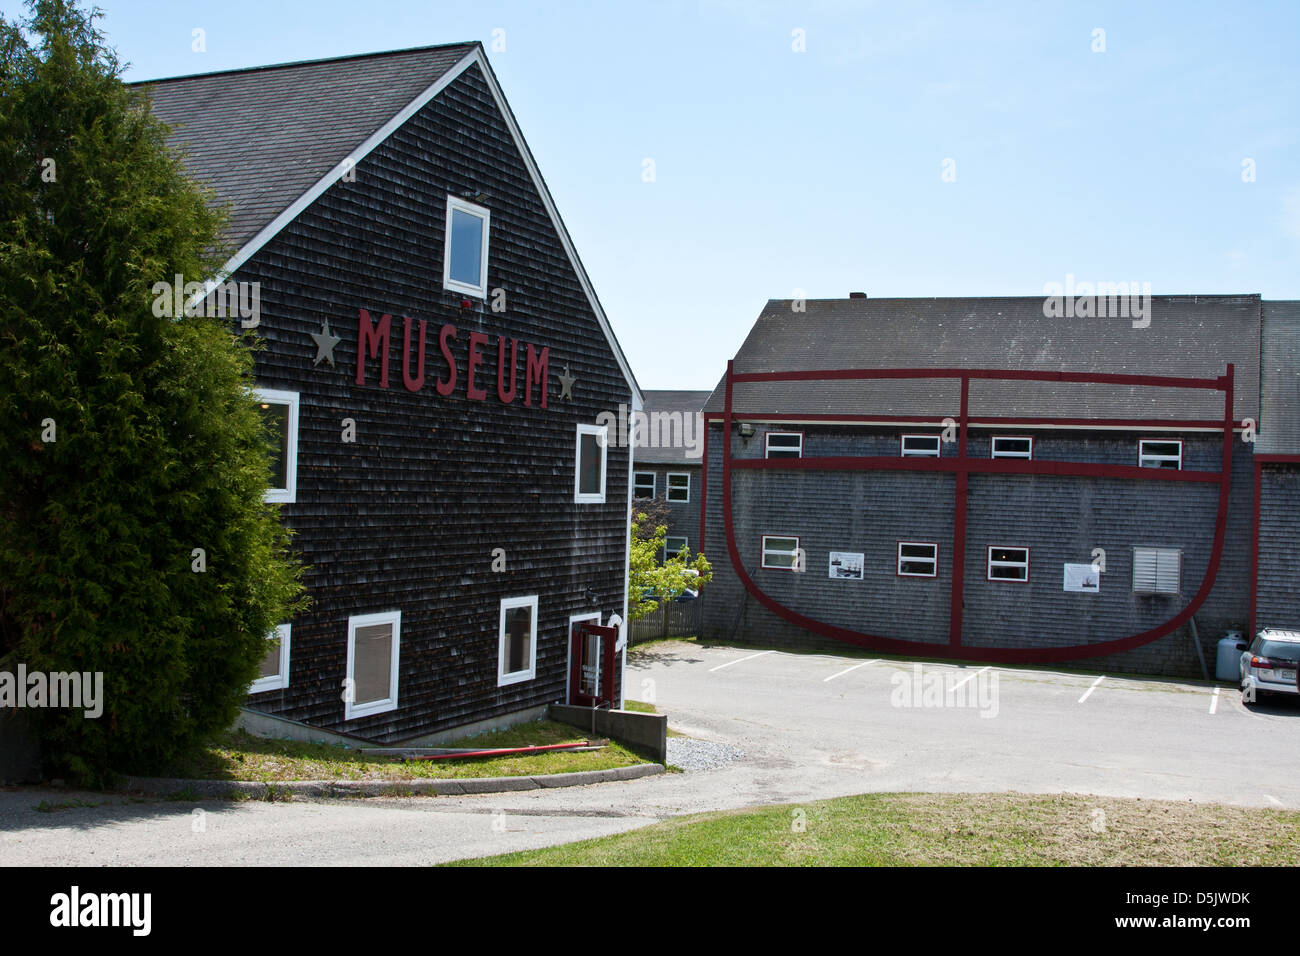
[117,761,664,799]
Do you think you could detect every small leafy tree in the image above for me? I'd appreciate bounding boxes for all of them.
[628,510,712,621]
[0,0,305,784]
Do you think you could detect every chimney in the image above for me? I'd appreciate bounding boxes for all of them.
[849,292,867,299]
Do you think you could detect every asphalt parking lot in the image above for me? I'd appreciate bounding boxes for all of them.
[3,640,1297,865]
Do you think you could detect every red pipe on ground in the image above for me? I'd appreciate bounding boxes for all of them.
[412,741,594,761]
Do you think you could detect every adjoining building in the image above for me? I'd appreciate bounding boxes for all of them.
[139,43,641,741]
[699,294,1297,678]
[632,390,711,562]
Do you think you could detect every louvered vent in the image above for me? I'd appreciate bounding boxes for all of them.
[1132,547,1181,594]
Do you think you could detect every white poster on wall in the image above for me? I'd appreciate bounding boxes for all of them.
[1063,563,1101,593]
[829,552,864,580]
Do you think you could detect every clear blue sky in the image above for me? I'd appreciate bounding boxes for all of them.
[8,0,1299,389]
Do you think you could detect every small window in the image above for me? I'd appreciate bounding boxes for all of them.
[991,436,1033,460]
[663,536,689,562]
[574,424,608,504]
[633,472,656,499]
[897,542,938,578]
[761,535,802,570]
[765,432,803,458]
[901,434,941,458]
[987,546,1029,582]
[498,595,539,686]
[345,611,401,720]
[1132,547,1181,594]
[255,388,299,504]
[1138,440,1182,470]
[666,473,690,503]
[249,624,290,694]
[443,195,490,298]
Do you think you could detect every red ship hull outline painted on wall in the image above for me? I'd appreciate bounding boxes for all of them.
[706,361,1236,664]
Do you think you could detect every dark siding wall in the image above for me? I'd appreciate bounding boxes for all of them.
[234,63,630,741]
[1258,465,1300,629]
[703,422,1254,675]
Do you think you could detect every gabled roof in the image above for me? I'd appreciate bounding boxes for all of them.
[637,390,712,464]
[134,43,641,405]
[1259,301,1300,454]
[703,295,1262,425]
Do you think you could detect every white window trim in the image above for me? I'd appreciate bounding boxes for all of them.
[442,194,491,298]
[498,594,539,687]
[345,610,401,721]
[249,623,291,694]
[897,542,939,578]
[663,536,689,562]
[574,423,609,504]
[633,471,657,499]
[255,387,299,504]
[765,432,803,458]
[666,472,691,503]
[991,436,1034,460]
[1138,439,1183,470]
[987,546,1030,582]
[761,534,801,570]
[901,434,942,458]
[1132,547,1182,594]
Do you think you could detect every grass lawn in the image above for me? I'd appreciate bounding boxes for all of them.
[158,720,651,783]
[448,791,1300,866]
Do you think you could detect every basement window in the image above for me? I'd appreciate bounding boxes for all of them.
[255,388,299,504]
[633,471,656,499]
[1132,547,1181,594]
[443,195,490,298]
[1138,439,1182,470]
[666,473,690,503]
[987,546,1030,582]
[761,535,802,570]
[897,542,939,578]
[901,434,941,458]
[498,595,539,686]
[574,424,608,504]
[345,611,401,720]
[663,536,689,562]
[249,624,290,694]
[991,436,1033,460]
[765,432,803,458]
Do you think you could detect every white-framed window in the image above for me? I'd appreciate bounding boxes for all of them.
[666,472,690,503]
[663,536,689,562]
[249,623,290,694]
[255,388,299,504]
[897,542,938,578]
[1132,547,1181,594]
[1138,439,1182,470]
[498,595,539,686]
[633,471,656,499]
[761,534,802,570]
[442,194,490,298]
[901,434,941,458]
[991,436,1033,460]
[987,546,1030,582]
[765,432,803,458]
[345,611,401,720]
[574,423,608,504]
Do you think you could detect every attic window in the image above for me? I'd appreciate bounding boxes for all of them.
[443,195,490,298]
[991,436,1033,460]
[255,387,299,504]
[901,434,941,458]
[1138,440,1182,470]
[765,432,803,458]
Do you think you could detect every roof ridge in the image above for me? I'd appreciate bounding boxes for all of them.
[129,41,480,86]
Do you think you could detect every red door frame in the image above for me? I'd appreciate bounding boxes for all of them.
[706,360,1236,663]
[568,622,618,707]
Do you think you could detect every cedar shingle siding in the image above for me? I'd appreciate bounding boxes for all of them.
[143,49,636,740]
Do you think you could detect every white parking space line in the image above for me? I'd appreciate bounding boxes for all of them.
[949,666,990,692]
[1265,794,1285,807]
[1077,676,1106,703]
[1209,687,1220,714]
[709,650,775,673]
[823,660,878,682]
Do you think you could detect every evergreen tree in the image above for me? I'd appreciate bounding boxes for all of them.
[0,0,305,784]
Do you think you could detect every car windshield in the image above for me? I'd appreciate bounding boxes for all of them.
[1260,641,1300,662]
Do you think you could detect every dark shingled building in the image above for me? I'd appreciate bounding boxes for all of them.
[138,43,641,742]
[699,294,1298,678]
[632,390,710,562]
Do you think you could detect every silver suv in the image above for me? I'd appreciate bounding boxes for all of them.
[1240,628,1300,702]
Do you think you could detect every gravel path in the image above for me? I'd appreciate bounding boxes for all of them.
[666,737,744,772]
